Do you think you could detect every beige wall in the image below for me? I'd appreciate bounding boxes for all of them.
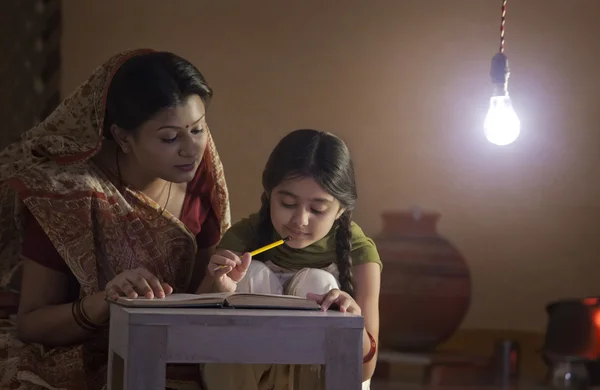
[61,0,600,332]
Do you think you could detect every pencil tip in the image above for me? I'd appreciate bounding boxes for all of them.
[284,236,291,241]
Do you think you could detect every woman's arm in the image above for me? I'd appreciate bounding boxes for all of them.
[17,259,108,347]
[353,262,381,381]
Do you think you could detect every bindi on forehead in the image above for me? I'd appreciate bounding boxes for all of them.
[152,95,206,130]
[155,113,205,131]
[186,115,205,128]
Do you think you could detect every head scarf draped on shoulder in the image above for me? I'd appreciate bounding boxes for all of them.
[0,49,231,293]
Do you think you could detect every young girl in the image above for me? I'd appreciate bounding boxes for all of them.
[199,129,381,390]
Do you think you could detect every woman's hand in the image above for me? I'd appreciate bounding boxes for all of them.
[306,288,362,315]
[207,249,251,293]
[105,267,173,300]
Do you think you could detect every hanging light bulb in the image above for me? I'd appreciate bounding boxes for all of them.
[484,0,520,146]
[484,53,520,146]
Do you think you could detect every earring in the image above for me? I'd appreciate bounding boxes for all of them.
[121,145,130,153]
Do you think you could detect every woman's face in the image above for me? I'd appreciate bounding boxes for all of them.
[118,94,208,184]
[269,176,345,249]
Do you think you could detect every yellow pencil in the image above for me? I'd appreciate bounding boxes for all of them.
[249,237,290,256]
[214,237,290,271]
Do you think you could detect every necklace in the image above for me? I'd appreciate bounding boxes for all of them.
[115,148,172,221]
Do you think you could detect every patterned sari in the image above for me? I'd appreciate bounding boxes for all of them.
[0,49,231,389]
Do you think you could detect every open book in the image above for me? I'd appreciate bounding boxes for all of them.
[112,292,321,310]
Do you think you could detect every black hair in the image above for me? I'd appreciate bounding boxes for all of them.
[258,129,357,297]
[103,51,212,137]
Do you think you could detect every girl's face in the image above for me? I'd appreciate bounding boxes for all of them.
[270,176,344,249]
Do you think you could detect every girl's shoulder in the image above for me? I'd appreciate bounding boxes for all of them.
[349,221,382,270]
[349,221,373,247]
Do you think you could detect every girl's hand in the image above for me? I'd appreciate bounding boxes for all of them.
[207,249,252,293]
[306,288,362,315]
[105,267,173,301]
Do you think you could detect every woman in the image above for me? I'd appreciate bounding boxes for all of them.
[0,49,230,389]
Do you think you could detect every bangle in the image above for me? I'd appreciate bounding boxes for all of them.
[72,298,95,331]
[81,296,110,328]
[363,330,377,364]
[72,296,108,331]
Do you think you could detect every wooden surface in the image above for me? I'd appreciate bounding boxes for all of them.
[437,328,547,381]
[374,349,492,385]
[374,329,548,386]
[377,349,488,365]
[107,305,364,390]
[370,381,553,390]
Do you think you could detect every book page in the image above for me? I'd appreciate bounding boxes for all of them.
[227,293,320,310]
[115,292,232,305]
[234,292,307,300]
[112,292,319,310]
[117,293,198,303]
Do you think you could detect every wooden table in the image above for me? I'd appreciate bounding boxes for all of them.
[107,304,364,390]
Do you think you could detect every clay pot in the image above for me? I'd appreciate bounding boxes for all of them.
[375,208,471,352]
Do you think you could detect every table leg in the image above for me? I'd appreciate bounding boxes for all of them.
[325,328,363,390]
[107,348,124,390]
[122,325,167,390]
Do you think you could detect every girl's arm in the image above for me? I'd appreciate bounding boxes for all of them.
[353,262,381,381]
[196,249,248,294]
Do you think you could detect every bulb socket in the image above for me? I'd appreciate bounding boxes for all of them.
[490,52,510,96]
